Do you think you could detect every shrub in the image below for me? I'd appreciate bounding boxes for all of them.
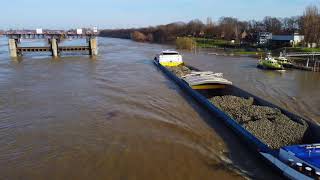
[176,37,196,50]
[131,31,147,42]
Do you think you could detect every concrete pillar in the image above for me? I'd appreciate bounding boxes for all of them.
[51,38,58,57]
[8,39,18,58]
[89,37,98,56]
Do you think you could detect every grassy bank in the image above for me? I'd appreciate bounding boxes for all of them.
[177,37,320,58]
[175,37,263,57]
[285,47,320,52]
[233,51,262,55]
[194,38,240,48]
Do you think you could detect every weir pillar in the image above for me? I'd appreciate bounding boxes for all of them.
[51,38,58,57]
[8,39,18,58]
[89,37,98,56]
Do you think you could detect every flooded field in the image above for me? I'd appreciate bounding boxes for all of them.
[0,37,319,180]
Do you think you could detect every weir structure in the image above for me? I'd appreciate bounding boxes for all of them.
[6,32,98,58]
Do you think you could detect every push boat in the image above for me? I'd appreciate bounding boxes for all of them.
[154,50,232,90]
[154,50,183,67]
[154,51,320,180]
[275,55,294,68]
[258,53,284,70]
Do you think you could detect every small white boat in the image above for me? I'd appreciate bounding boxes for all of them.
[275,55,294,68]
[154,50,183,67]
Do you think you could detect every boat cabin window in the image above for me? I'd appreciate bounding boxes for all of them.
[162,52,179,55]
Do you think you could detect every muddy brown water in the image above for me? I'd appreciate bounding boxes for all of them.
[0,37,319,180]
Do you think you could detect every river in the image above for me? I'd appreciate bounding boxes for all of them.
[0,37,319,180]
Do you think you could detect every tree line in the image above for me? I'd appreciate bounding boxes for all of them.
[100,5,320,46]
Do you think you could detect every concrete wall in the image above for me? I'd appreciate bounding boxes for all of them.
[8,39,17,58]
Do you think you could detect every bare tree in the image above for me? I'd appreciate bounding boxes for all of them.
[301,5,320,45]
[263,16,282,34]
[131,31,147,42]
[101,5,320,47]
[219,17,239,40]
[206,17,213,27]
[204,17,215,38]
[187,19,205,36]
[282,17,300,33]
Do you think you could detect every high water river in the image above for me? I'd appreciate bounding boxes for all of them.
[0,37,319,180]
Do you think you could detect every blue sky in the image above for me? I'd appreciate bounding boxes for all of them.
[0,0,317,29]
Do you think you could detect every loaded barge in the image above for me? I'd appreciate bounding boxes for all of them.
[154,50,320,180]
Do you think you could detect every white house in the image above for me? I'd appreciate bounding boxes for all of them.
[271,33,304,46]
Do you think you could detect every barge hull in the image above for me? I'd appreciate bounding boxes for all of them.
[154,61,320,179]
[155,61,270,152]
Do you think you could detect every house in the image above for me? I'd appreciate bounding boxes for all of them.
[257,32,272,45]
[240,31,255,44]
[271,33,304,47]
[257,32,304,47]
[241,30,248,39]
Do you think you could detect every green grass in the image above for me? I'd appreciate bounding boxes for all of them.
[285,47,320,52]
[233,51,261,55]
[228,49,264,56]
[193,38,239,48]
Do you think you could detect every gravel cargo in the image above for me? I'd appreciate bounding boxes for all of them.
[166,65,192,78]
[209,96,308,149]
[166,65,308,149]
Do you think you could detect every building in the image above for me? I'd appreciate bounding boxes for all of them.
[257,32,304,47]
[257,32,272,45]
[241,30,248,39]
[271,33,304,47]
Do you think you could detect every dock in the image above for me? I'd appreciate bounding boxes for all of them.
[5,31,98,58]
[284,52,320,72]
[285,52,320,57]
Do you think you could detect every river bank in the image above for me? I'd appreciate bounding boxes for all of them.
[194,47,262,58]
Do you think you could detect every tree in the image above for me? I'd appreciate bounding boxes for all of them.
[282,17,300,33]
[153,27,168,43]
[204,17,215,38]
[206,17,213,27]
[146,33,153,42]
[187,19,205,36]
[100,5,319,46]
[263,16,282,34]
[131,31,147,42]
[219,17,239,40]
[301,5,320,45]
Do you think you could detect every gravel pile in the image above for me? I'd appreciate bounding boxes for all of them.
[209,96,308,149]
[167,65,192,78]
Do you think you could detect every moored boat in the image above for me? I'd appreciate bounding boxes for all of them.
[154,52,320,180]
[258,53,284,70]
[275,55,294,68]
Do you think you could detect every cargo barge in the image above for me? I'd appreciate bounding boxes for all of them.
[153,52,320,180]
